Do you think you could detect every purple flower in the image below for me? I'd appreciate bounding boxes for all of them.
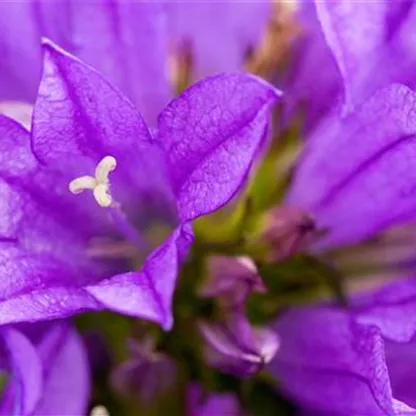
[0,1,170,124]
[111,338,176,402]
[0,323,89,415]
[187,384,243,416]
[269,276,416,415]
[0,40,279,330]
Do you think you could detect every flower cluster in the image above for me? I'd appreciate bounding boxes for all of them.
[0,1,416,415]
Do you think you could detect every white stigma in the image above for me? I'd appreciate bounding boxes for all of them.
[69,155,117,208]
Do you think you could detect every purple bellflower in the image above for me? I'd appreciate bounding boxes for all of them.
[0,323,89,415]
[0,40,280,331]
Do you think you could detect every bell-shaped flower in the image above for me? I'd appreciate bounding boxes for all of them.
[0,40,280,330]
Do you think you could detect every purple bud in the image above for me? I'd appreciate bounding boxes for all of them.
[199,256,265,307]
[199,312,279,377]
[261,205,316,262]
[111,338,176,403]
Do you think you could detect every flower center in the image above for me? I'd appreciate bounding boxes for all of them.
[69,155,117,208]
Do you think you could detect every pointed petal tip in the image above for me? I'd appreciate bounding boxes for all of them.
[245,72,284,99]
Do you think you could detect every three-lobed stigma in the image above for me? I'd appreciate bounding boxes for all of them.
[69,155,117,208]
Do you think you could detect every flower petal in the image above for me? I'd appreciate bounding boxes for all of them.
[0,328,43,415]
[0,1,43,101]
[157,73,281,222]
[278,0,342,134]
[353,276,416,344]
[0,224,192,329]
[315,0,416,110]
[85,224,194,330]
[287,84,416,249]
[270,307,400,415]
[33,324,90,415]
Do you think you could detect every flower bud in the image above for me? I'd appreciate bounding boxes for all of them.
[199,256,265,308]
[199,312,279,377]
[261,205,315,262]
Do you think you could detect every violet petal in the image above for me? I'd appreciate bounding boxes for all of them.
[287,84,416,249]
[33,324,90,415]
[157,73,281,222]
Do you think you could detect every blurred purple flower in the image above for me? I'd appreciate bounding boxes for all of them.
[0,0,170,125]
[111,338,176,403]
[187,384,243,416]
[0,40,279,330]
[0,323,89,416]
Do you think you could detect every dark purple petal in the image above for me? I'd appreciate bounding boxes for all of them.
[270,307,404,415]
[157,73,281,222]
[287,84,416,249]
[385,340,416,411]
[167,1,272,80]
[0,329,43,415]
